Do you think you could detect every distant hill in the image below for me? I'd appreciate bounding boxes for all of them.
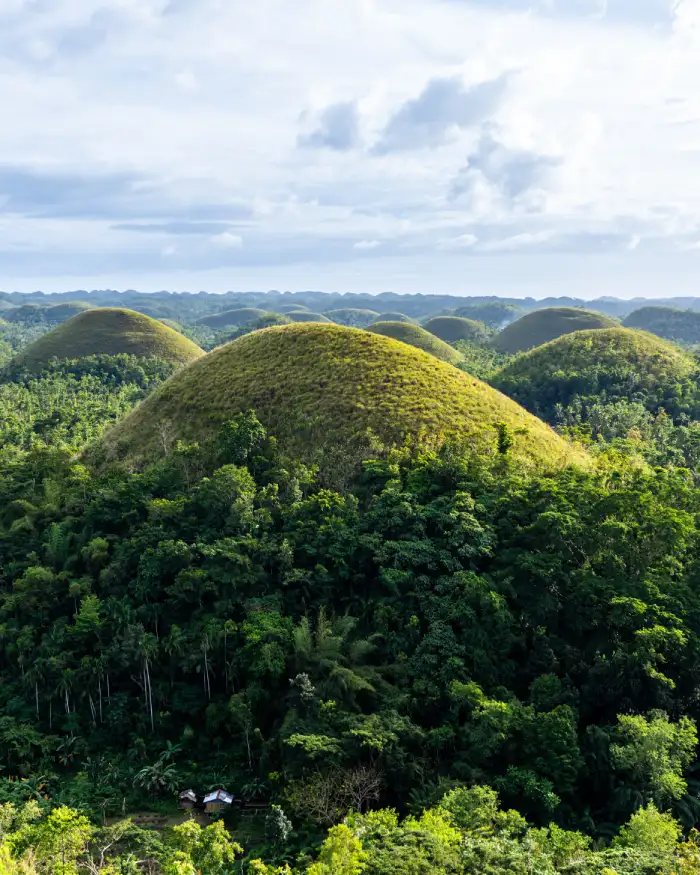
[4,304,48,324]
[46,302,94,323]
[423,316,491,345]
[93,323,586,475]
[493,307,618,354]
[372,312,414,324]
[454,302,523,328]
[368,321,464,365]
[285,311,333,323]
[492,328,699,422]
[15,308,204,370]
[197,308,270,328]
[325,308,379,327]
[623,306,700,344]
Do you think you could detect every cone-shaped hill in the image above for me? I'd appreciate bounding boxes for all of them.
[197,308,269,328]
[325,308,379,327]
[286,311,333,323]
[493,307,617,353]
[15,308,204,370]
[46,301,94,323]
[93,323,586,473]
[368,321,464,365]
[492,328,699,422]
[423,316,491,344]
[623,306,700,345]
[372,312,414,324]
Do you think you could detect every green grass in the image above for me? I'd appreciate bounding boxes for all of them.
[492,327,697,421]
[46,301,94,323]
[493,307,618,354]
[94,323,587,473]
[197,308,270,328]
[423,316,491,344]
[286,311,333,323]
[623,306,700,344]
[325,308,379,326]
[372,312,414,324]
[368,321,465,365]
[16,308,204,370]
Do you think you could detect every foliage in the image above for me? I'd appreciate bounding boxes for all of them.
[0,356,178,450]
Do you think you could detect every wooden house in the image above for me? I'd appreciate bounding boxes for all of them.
[203,789,233,814]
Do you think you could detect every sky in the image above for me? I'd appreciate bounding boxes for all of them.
[1,0,700,298]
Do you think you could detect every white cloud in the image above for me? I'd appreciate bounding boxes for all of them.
[212,231,243,249]
[0,0,698,296]
[437,233,478,249]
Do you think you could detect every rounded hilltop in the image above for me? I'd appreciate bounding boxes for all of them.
[623,306,700,344]
[368,321,464,365]
[94,323,586,474]
[285,311,333,323]
[46,301,94,323]
[15,308,204,370]
[492,327,698,422]
[324,308,379,327]
[493,307,618,354]
[372,312,414,324]
[197,308,270,328]
[423,316,491,345]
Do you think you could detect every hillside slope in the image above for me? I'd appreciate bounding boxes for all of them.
[95,323,586,472]
[197,308,269,328]
[492,327,698,421]
[623,306,700,344]
[493,307,617,353]
[423,316,491,344]
[368,321,464,365]
[15,308,204,370]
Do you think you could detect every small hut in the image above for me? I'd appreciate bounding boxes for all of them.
[178,789,197,810]
[203,789,233,814]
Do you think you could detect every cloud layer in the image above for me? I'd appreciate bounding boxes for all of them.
[0,0,696,296]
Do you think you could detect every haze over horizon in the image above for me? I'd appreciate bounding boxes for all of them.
[2,0,700,297]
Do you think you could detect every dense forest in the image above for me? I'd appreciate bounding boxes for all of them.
[4,292,700,872]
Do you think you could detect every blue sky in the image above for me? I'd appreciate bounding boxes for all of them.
[0,0,698,297]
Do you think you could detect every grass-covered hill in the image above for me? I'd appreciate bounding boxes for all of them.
[95,323,585,473]
[15,308,204,370]
[368,321,465,365]
[286,310,333,323]
[4,303,47,323]
[324,308,379,327]
[423,315,491,344]
[277,304,310,313]
[454,301,523,328]
[197,307,269,328]
[46,301,94,323]
[492,327,699,422]
[623,306,700,344]
[372,311,414,323]
[493,307,618,353]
